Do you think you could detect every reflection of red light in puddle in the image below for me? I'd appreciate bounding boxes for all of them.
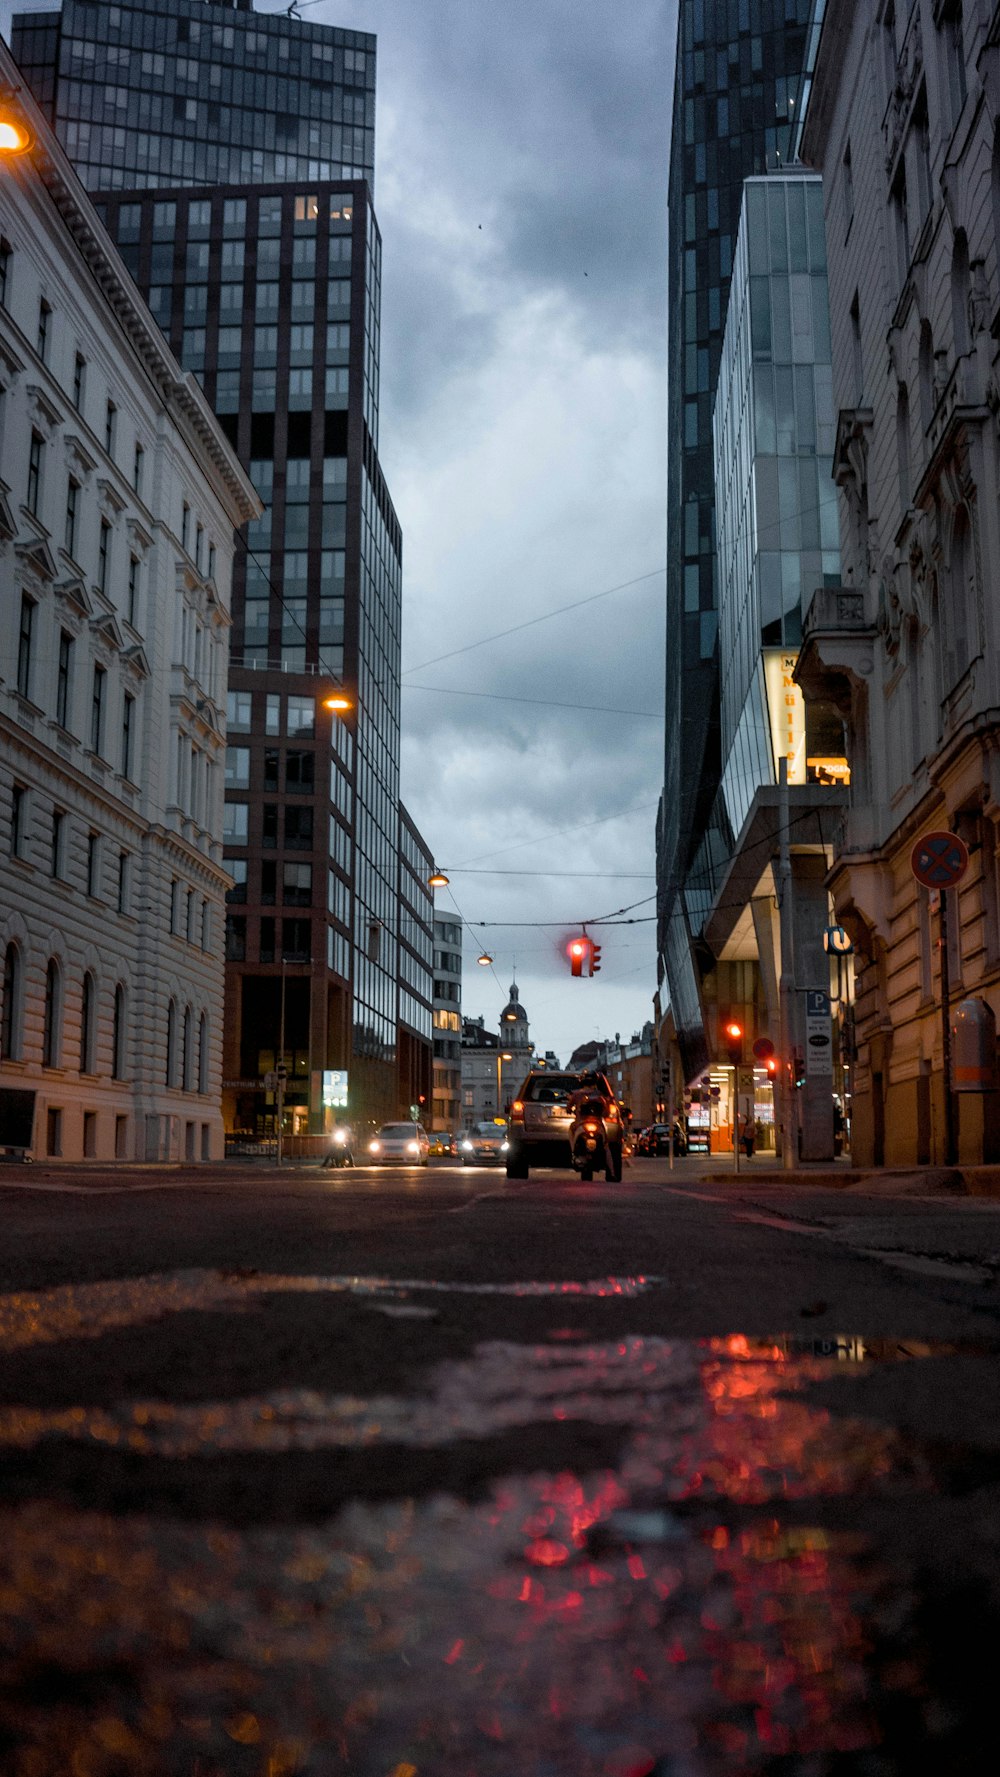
[525,1537,570,1566]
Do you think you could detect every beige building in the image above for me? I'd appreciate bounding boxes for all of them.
[800,0,1000,1163]
[0,55,259,1161]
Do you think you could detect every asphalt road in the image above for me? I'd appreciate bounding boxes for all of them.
[1,1155,1000,1774]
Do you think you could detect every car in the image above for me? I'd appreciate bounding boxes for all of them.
[646,1122,687,1157]
[427,1132,449,1157]
[366,1122,430,1165]
[505,1070,623,1179]
[460,1121,509,1165]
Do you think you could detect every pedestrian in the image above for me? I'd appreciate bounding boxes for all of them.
[740,1114,755,1160]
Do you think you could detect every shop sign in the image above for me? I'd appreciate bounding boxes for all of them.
[764,648,806,783]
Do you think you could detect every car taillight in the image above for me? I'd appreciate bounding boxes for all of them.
[511,1100,524,1118]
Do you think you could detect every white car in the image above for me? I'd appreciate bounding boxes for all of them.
[461,1121,510,1165]
[367,1122,430,1165]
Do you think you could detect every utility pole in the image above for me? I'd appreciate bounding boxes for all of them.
[777,757,797,1171]
[276,954,287,1168]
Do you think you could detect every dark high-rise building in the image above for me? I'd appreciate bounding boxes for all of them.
[13,0,433,1135]
[659,0,822,1081]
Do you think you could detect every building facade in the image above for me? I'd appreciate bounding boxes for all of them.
[799,0,1000,1164]
[0,44,259,1161]
[659,0,825,1085]
[461,985,532,1128]
[432,915,462,1132]
[13,0,434,1135]
[706,169,846,1159]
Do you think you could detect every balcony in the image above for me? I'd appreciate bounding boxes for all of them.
[795,584,876,714]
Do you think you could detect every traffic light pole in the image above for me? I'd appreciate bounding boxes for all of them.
[777,759,798,1172]
[940,889,957,1166]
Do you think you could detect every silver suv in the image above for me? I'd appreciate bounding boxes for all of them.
[505,1070,621,1178]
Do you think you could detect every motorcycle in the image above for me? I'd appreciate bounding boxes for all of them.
[569,1099,623,1182]
[322,1126,354,1168]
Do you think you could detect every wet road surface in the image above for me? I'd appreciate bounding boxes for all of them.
[1,1158,1000,1773]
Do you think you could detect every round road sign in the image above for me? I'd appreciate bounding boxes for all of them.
[910,830,969,890]
[752,1037,775,1060]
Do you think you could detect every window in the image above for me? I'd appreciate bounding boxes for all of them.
[186,888,195,942]
[128,555,139,628]
[26,432,42,515]
[16,594,34,699]
[117,849,129,914]
[86,831,100,897]
[37,299,50,361]
[166,999,177,1086]
[198,1013,209,1094]
[284,806,314,849]
[90,665,106,754]
[941,1,967,130]
[182,1007,193,1091]
[223,801,248,842]
[64,477,80,558]
[225,915,246,961]
[42,959,60,1068]
[208,543,216,581]
[98,519,111,593]
[51,808,65,879]
[105,401,117,455]
[195,524,203,571]
[10,785,26,859]
[225,746,250,788]
[285,750,315,793]
[1,943,21,1061]
[80,972,96,1074]
[850,291,863,404]
[181,502,190,552]
[227,858,247,902]
[73,352,86,410]
[133,441,144,494]
[283,861,312,905]
[0,239,10,309]
[121,693,135,778]
[56,630,73,730]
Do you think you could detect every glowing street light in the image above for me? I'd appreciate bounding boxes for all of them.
[322,691,353,712]
[428,870,450,888]
[477,951,493,966]
[0,103,32,157]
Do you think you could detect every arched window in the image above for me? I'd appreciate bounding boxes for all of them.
[198,1012,209,1095]
[182,1006,192,1092]
[1,943,22,1061]
[166,998,177,1088]
[951,229,971,358]
[42,959,60,1068]
[112,984,126,1081]
[896,384,911,511]
[918,319,935,435]
[80,972,96,1074]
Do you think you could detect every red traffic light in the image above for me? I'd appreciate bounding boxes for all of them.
[765,1056,780,1077]
[567,936,590,977]
[723,1020,743,1065]
[724,1022,742,1041]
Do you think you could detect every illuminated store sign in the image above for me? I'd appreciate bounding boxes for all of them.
[764,650,806,782]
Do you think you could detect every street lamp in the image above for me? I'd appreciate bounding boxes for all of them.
[428,870,449,888]
[0,100,33,157]
[477,951,493,966]
[323,691,353,713]
[496,1049,513,1117]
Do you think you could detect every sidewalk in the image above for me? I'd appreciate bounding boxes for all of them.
[651,1149,1000,1197]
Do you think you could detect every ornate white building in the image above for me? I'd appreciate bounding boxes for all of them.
[0,52,259,1161]
[800,0,1000,1164]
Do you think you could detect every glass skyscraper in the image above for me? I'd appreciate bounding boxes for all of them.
[12,0,433,1133]
[659,0,823,1080]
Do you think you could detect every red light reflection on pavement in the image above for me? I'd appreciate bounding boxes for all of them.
[0,1324,941,1774]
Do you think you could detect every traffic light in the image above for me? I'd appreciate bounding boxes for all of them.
[724,1021,743,1066]
[765,1056,780,1080]
[567,936,590,977]
[793,1049,806,1088]
[590,943,602,975]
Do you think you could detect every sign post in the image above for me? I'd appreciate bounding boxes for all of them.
[911,830,969,1164]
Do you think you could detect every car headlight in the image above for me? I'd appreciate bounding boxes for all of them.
[501,1140,509,1151]
[461,1140,472,1151]
[407,1140,419,1153]
[369,1141,380,1153]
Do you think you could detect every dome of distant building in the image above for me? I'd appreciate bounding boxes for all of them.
[500,982,531,1048]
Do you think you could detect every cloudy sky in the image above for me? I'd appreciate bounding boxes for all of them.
[2,0,677,1067]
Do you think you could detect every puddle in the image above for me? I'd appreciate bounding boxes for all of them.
[0,1307,988,1772]
[0,1268,660,1352]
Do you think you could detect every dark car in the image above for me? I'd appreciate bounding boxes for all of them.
[505,1069,622,1178]
[646,1121,686,1156]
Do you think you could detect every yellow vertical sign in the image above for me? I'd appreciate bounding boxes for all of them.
[764,649,806,783]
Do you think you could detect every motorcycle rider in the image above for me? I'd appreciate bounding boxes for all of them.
[321,1119,354,1167]
[567,1075,622,1179]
